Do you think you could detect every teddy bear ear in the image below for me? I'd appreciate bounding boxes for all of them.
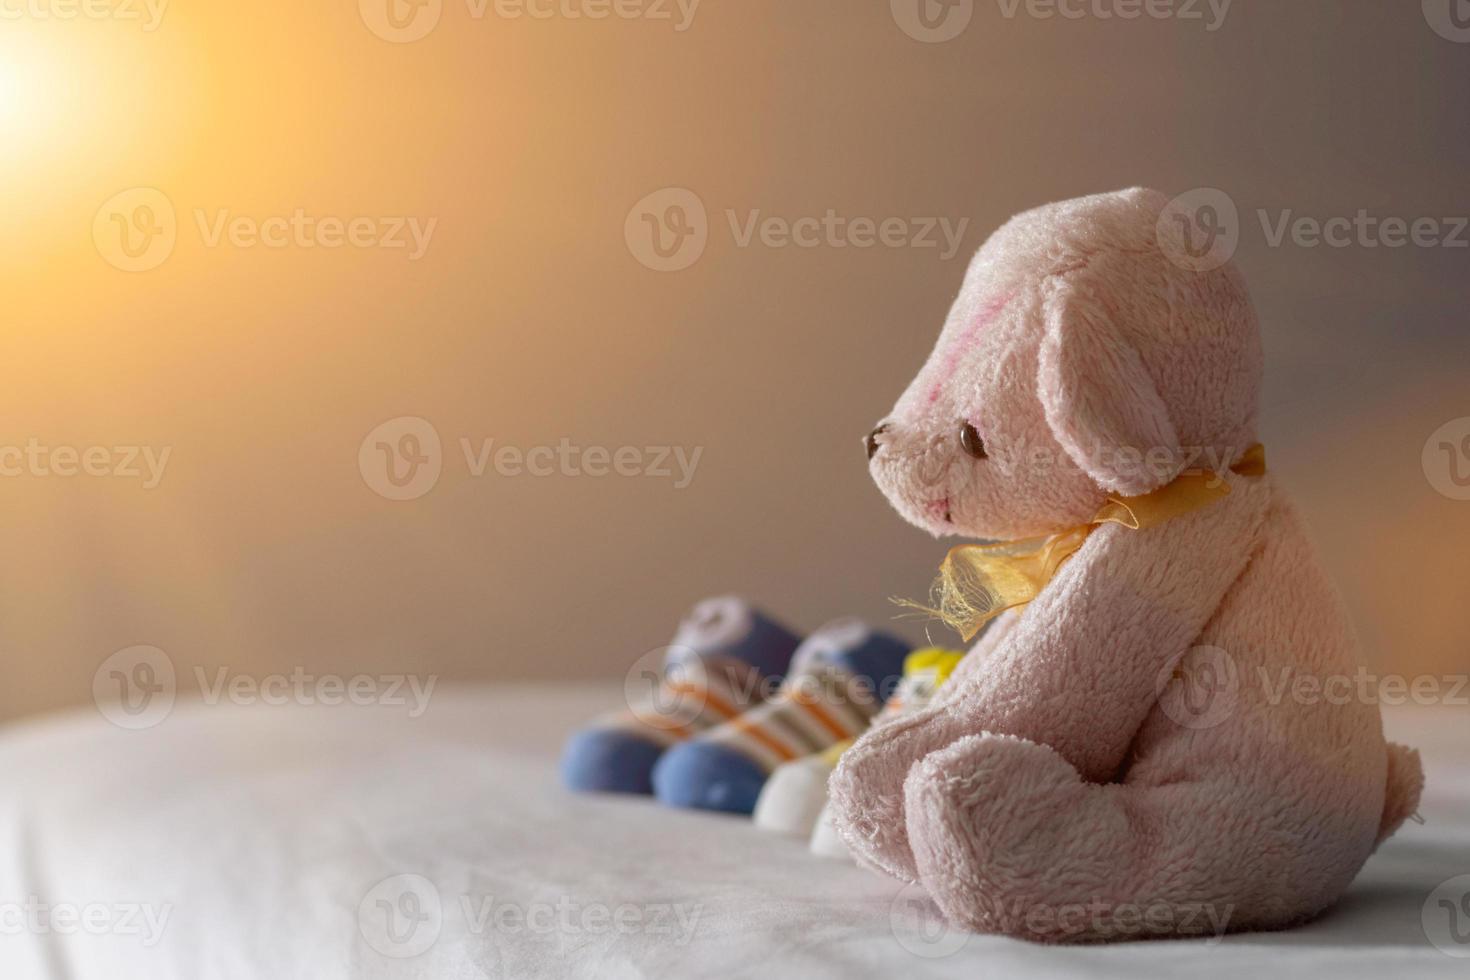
[1037,274,1182,496]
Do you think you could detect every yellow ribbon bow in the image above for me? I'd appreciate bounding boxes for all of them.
[901,444,1267,641]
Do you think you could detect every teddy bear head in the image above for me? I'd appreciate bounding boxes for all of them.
[866,187,1263,541]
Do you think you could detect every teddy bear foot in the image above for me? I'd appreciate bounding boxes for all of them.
[828,701,976,882]
[903,733,1260,943]
[826,731,916,881]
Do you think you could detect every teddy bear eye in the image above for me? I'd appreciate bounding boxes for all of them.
[959,421,987,460]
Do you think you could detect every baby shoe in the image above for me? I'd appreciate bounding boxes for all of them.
[651,619,909,815]
[752,739,852,837]
[561,596,801,794]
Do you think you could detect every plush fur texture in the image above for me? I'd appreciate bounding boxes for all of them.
[829,188,1424,942]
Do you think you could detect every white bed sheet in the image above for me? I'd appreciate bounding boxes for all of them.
[0,685,1465,979]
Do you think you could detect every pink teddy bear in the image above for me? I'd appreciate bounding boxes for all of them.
[830,188,1424,942]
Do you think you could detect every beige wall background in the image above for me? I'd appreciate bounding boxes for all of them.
[1,0,1467,723]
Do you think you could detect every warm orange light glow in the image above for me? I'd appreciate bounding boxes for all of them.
[0,41,46,134]
[0,1,1465,730]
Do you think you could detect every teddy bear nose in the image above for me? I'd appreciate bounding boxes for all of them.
[866,423,891,461]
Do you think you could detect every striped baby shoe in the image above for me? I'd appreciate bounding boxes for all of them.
[651,619,909,814]
[561,596,802,794]
[754,647,966,837]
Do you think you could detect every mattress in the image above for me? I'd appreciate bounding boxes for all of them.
[0,685,1465,979]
